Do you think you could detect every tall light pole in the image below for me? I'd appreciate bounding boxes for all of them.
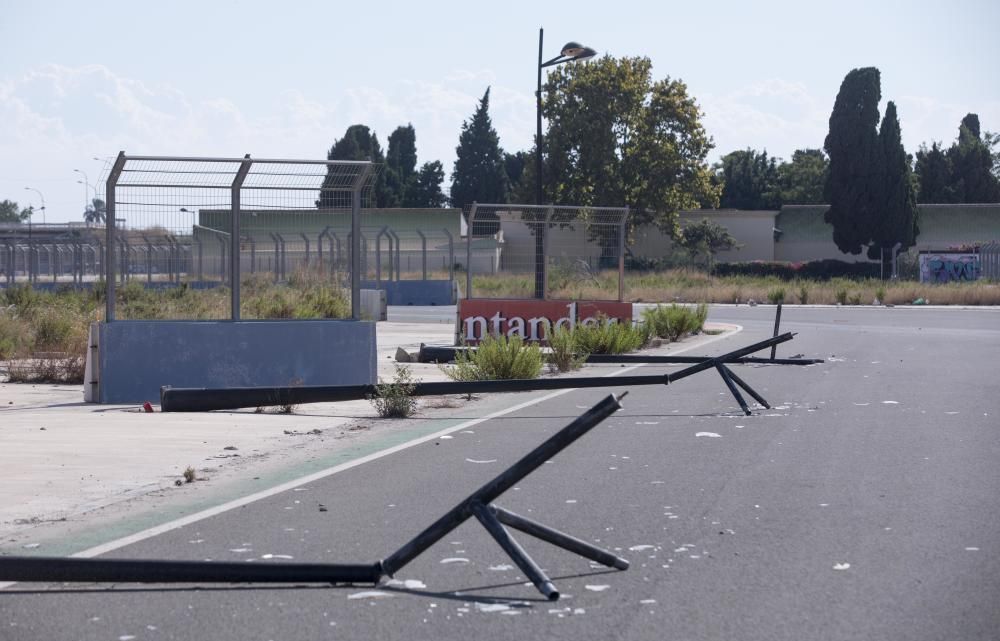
[24,187,46,224]
[74,168,92,208]
[533,28,596,298]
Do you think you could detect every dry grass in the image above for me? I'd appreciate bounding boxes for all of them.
[472,268,1000,305]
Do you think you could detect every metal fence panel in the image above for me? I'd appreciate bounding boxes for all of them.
[100,153,377,321]
[465,203,628,301]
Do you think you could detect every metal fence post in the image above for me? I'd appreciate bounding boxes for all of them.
[230,155,252,320]
[443,227,454,284]
[416,229,427,280]
[350,164,372,321]
[465,203,476,299]
[618,206,628,302]
[105,152,126,322]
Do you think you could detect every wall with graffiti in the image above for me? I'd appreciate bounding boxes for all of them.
[919,252,981,282]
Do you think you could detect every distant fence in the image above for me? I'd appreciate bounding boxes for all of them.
[465,203,628,301]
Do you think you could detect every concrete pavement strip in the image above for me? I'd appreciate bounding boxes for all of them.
[0,320,736,556]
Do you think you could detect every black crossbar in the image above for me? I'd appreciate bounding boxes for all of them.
[160,333,795,412]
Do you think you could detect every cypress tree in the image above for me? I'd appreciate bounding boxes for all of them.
[869,101,918,260]
[948,113,1000,202]
[386,124,419,207]
[915,142,955,203]
[823,67,883,255]
[318,125,390,208]
[450,87,510,210]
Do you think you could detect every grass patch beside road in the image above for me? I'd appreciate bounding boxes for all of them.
[471,268,1000,305]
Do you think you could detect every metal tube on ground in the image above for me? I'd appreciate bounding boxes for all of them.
[160,334,794,412]
[493,505,629,570]
[716,363,751,415]
[472,502,559,600]
[0,556,381,585]
[379,393,625,577]
[719,364,771,409]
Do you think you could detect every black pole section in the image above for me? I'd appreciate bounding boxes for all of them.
[586,354,821,365]
[161,333,795,412]
[716,364,751,416]
[419,345,822,366]
[770,302,783,361]
[472,502,559,600]
[379,393,626,577]
[0,556,381,585]
[494,505,629,570]
[719,364,771,409]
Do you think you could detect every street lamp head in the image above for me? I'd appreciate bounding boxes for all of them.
[560,42,597,61]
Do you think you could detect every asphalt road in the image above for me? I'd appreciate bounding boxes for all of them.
[2,305,999,641]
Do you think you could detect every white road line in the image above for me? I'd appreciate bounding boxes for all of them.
[0,324,740,587]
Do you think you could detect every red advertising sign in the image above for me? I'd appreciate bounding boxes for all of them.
[457,299,633,344]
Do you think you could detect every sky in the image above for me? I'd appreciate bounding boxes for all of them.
[1,0,998,223]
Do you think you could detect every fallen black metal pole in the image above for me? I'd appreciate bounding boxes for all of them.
[418,344,822,366]
[378,393,629,594]
[0,556,381,585]
[585,354,823,365]
[161,333,795,412]
[0,395,629,600]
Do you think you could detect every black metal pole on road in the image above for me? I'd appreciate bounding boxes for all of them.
[0,394,629,601]
[160,333,795,412]
[379,393,628,589]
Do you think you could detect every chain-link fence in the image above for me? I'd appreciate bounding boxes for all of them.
[464,203,628,301]
[101,153,378,320]
[1,224,105,285]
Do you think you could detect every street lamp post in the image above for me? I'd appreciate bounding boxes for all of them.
[74,169,93,212]
[24,187,46,225]
[533,28,596,298]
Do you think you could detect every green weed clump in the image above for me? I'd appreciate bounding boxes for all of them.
[444,334,543,381]
[767,288,785,304]
[642,304,708,343]
[572,317,649,354]
[546,325,589,373]
[370,364,419,418]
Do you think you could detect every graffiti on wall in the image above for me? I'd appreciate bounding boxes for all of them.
[919,253,980,283]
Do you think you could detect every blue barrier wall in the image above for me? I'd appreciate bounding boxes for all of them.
[95,320,377,404]
[361,280,453,305]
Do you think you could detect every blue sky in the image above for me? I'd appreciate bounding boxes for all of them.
[2,0,998,222]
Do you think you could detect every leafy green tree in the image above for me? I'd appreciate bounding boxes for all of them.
[0,200,32,224]
[677,218,739,270]
[83,198,106,224]
[385,124,418,207]
[503,151,529,199]
[947,113,1000,202]
[914,142,955,203]
[542,56,718,239]
[715,148,781,209]
[823,67,884,255]
[777,149,828,205]
[318,124,390,207]
[450,87,510,209]
[409,161,448,208]
[868,101,918,260]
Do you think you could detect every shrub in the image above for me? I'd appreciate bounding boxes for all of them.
[796,283,809,305]
[546,325,588,373]
[848,292,862,305]
[573,317,649,354]
[0,313,29,360]
[713,259,881,281]
[641,304,707,343]
[444,334,543,381]
[767,288,785,304]
[835,288,848,305]
[370,364,419,418]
